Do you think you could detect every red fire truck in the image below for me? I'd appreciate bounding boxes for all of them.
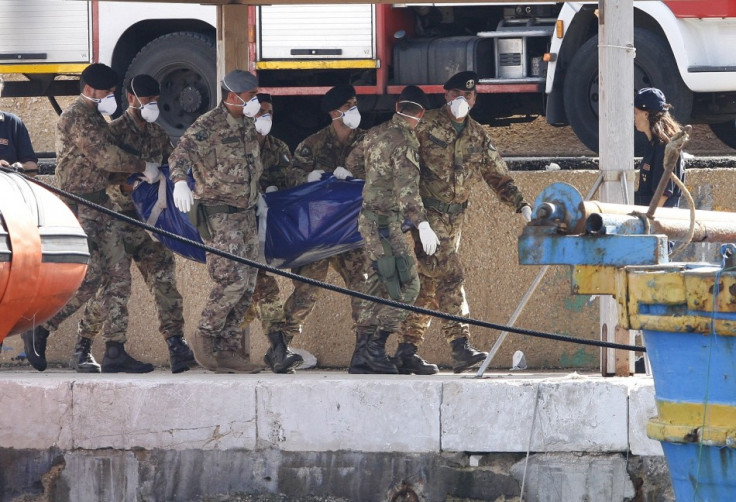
[2,1,735,151]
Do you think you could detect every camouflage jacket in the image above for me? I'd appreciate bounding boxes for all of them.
[292,124,366,180]
[55,96,143,194]
[353,114,426,227]
[169,104,261,209]
[415,106,527,211]
[107,111,174,212]
[259,134,300,190]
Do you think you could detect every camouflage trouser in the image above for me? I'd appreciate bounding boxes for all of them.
[399,211,470,345]
[43,203,130,342]
[242,269,285,334]
[281,247,366,338]
[78,221,184,341]
[199,210,259,352]
[356,215,420,332]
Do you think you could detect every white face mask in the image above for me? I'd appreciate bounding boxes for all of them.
[255,113,272,136]
[334,106,361,129]
[223,80,260,117]
[84,93,118,115]
[448,96,470,119]
[140,102,159,123]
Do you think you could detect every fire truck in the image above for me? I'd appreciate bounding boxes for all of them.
[2,1,735,152]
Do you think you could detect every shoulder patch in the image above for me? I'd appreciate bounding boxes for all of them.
[296,144,312,159]
[194,130,209,142]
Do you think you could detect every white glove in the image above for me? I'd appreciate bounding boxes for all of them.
[256,193,268,217]
[173,180,194,213]
[142,161,161,183]
[265,185,278,193]
[417,221,440,256]
[521,205,532,223]
[333,166,352,180]
[306,169,325,183]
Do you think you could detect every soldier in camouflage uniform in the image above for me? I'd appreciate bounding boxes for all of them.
[169,70,299,373]
[397,71,533,373]
[21,63,160,372]
[347,86,441,374]
[280,85,367,366]
[74,75,196,374]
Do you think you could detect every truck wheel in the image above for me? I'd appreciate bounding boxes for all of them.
[563,28,693,155]
[125,32,216,141]
[709,121,736,150]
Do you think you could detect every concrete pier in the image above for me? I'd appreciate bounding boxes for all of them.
[0,369,673,501]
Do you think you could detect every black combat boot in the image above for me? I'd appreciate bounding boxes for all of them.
[264,331,303,374]
[71,336,101,373]
[450,337,488,373]
[166,335,196,374]
[21,325,50,371]
[101,341,154,373]
[349,327,399,374]
[393,342,439,375]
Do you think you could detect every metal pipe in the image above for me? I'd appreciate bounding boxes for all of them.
[585,212,736,243]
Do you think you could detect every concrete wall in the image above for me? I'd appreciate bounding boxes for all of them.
[6,168,733,371]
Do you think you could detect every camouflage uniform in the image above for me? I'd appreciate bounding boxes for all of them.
[349,114,425,332]
[400,106,528,345]
[169,103,262,353]
[42,96,144,342]
[281,124,366,338]
[78,112,184,341]
[242,134,293,334]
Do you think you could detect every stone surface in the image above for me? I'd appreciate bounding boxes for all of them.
[629,378,664,456]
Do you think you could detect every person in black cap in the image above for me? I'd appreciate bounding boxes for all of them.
[168,69,273,374]
[70,74,196,374]
[21,63,161,373]
[345,85,442,374]
[634,87,685,208]
[0,76,38,174]
[392,70,533,374]
[276,84,368,370]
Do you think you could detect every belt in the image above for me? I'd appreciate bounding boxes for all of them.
[78,189,108,205]
[422,197,468,215]
[202,204,248,216]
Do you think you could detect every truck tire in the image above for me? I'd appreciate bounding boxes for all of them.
[125,32,216,141]
[563,28,693,155]
[709,121,736,150]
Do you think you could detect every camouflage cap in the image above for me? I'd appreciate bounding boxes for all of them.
[443,71,478,91]
[222,70,258,93]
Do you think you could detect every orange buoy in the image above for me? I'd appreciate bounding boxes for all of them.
[0,172,89,344]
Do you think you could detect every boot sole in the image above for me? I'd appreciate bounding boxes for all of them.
[74,366,101,373]
[101,366,155,374]
[452,355,487,374]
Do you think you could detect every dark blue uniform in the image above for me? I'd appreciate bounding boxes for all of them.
[0,111,37,164]
[634,138,683,208]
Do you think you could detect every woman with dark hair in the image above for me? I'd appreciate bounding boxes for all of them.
[633,87,685,208]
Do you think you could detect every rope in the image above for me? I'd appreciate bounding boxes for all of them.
[1,166,646,353]
[668,173,696,259]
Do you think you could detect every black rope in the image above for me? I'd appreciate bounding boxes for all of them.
[2,166,646,353]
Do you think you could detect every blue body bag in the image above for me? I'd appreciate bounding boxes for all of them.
[261,175,364,269]
[129,166,206,263]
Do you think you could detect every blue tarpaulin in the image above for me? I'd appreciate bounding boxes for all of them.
[261,175,364,269]
[129,166,207,263]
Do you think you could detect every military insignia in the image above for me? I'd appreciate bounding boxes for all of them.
[466,79,475,89]
[296,144,312,159]
[428,134,448,148]
[487,142,497,152]
[221,136,239,144]
[641,162,651,171]
[194,130,209,142]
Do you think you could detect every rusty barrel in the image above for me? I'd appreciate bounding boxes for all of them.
[625,264,736,500]
[0,172,89,344]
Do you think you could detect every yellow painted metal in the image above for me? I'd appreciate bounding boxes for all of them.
[256,60,379,70]
[572,265,617,295]
[0,64,88,74]
[647,401,736,445]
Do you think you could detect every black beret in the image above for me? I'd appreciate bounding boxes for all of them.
[398,85,429,110]
[321,84,356,114]
[82,63,118,90]
[257,93,272,104]
[127,74,160,97]
[635,87,667,112]
[443,71,478,91]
